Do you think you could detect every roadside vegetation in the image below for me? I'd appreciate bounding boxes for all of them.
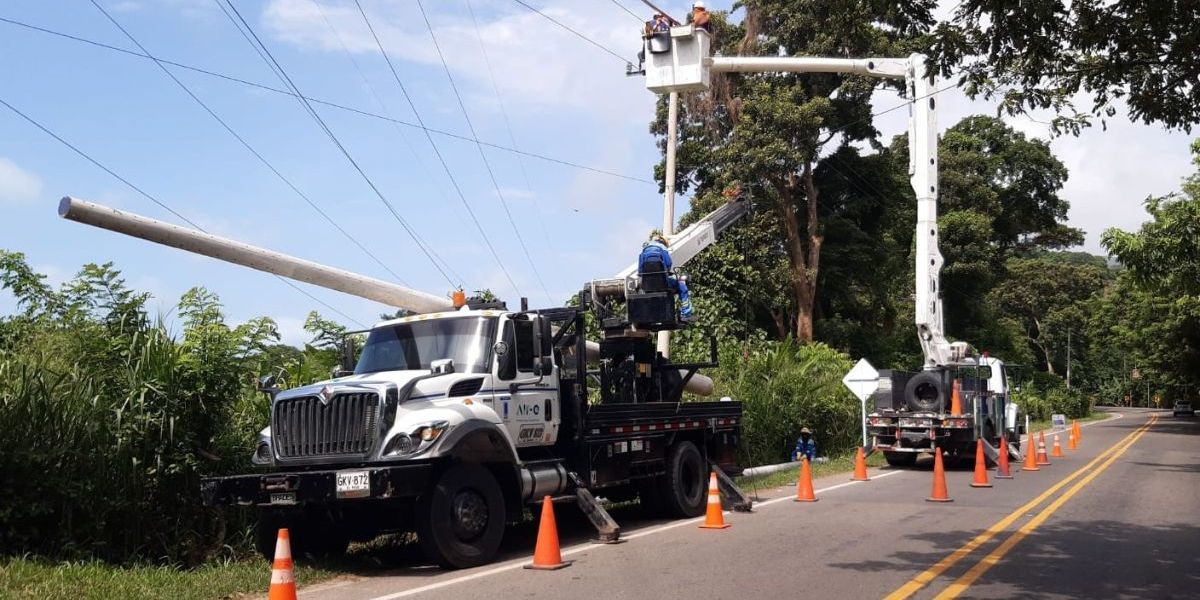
[4,2,1199,598]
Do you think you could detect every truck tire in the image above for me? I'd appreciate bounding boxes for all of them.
[883,451,917,467]
[904,371,945,412]
[659,441,707,518]
[417,463,506,569]
[255,511,349,561]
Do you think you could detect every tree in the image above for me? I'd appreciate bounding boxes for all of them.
[654,0,938,341]
[932,1,1200,133]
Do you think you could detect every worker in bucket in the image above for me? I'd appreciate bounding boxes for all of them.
[687,1,712,32]
[794,427,817,462]
[639,230,695,321]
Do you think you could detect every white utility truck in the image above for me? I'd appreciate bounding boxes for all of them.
[58,196,751,568]
[638,22,1021,466]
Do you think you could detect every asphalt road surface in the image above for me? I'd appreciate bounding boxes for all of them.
[301,408,1198,599]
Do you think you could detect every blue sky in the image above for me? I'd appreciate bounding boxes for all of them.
[1,0,1195,345]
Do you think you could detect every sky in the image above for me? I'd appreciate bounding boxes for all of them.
[0,0,1195,346]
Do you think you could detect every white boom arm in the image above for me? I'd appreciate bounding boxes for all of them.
[644,27,964,368]
[615,198,750,279]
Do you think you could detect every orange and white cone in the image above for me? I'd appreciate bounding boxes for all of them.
[793,457,818,503]
[526,495,571,569]
[1068,431,1078,451]
[1022,429,1040,472]
[1036,431,1051,466]
[969,439,993,488]
[1051,434,1064,458]
[699,472,732,528]
[995,436,1014,479]
[268,529,297,600]
[1073,420,1082,443]
[851,447,870,482]
[927,447,953,502]
[950,380,964,416]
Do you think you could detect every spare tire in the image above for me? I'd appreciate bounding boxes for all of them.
[904,371,945,412]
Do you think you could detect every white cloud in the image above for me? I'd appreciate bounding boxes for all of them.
[0,158,43,204]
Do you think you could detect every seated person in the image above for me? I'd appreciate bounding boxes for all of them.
[638,230,694,321]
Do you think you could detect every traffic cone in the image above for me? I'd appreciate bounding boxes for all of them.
[793,457,818,503]
[1051,434,1064,458]
[268,529,297,600]
[1073,420,1082,443]
[1036,431,1051,466]
[969,439,993,488]
[995,437,1014,479]
[526,496,571,569]
[851,447,870,481]
[1068,431,1078,451]
[950,380,963,416]
[700,471,733,527]
[1022,429,1040,472]
[927,447,953,502]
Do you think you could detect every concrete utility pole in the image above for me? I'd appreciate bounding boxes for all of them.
[1066,328,1072,389]
[658,91,679,358]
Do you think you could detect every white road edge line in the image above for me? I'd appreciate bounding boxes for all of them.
[359,470,906,600]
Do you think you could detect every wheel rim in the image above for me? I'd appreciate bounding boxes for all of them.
[450,489,489,542]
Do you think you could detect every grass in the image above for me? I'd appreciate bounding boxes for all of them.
[0,556,336,600]
[1027,410,1107,434]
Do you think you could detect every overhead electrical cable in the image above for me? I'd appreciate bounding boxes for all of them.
[350,0,524,296]
[0,95,366,328]
[0,16,654,186]
[510,0,634,64]
[414,0,550,303]
[464,0,555,256]
[83,1,413,289]
[608,0,646,23]
[215,0,460,288]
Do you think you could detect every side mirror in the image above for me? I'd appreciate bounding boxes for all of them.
[535,357,553,376]
[256,374,280,401]
[431,358,456,375]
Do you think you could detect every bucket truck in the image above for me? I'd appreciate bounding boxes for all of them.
[58,195,750,568]
[640,24,1020,466]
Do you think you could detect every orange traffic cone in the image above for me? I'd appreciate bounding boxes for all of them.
[1036,431,1051,466]
[851,447,870,481]
[969,439,993,488]
[995,437,1014,479]
[268,529,297,600]
[1073,420,1082,443]
[793,457,818,503]
[700,471,732,527]
[526,496,571,569]
[1022,429,1040,472]
[1051,434,1064,458]
[950,380,963,416]
[927,447,953,502]
[1068,431,1078,451]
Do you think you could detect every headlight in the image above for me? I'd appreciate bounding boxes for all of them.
[383,421,450,457]
[251,441,272,465]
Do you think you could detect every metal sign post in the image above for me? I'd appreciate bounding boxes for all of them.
[843,358,880,449]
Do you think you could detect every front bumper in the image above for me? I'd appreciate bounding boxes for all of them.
[201,463,433,507]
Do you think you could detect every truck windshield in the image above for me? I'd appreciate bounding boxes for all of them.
[355,317,497,375]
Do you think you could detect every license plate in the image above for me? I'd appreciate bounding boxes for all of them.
[269,492,297,505]
[336,470,371,499]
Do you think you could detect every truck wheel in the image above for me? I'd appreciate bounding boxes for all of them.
[660,441,707,518]
[904,371,945,412]
[883,452,917,467]
[417,464,506,569]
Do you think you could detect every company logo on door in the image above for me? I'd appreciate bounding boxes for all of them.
[516,402,540,421]
[517,425,544,444]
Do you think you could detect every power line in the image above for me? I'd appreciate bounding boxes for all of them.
[83,1,413,290]
[511,0,634,64]
[305,0,467,285]
[608,0,646,23]
[216,0,460,288]
[414,0,549,303]
[0,15,654,186]
[465,0,556,261]
[0,95,366,328]
[351,0,524,297]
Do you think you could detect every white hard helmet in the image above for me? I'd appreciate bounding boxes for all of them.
[693,0,706,8]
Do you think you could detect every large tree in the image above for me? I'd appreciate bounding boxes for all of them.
[655,0,937,342]
[932,1,1200,133]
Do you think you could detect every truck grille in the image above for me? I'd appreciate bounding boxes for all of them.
[273,392,379,459]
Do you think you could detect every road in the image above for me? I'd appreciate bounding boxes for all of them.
[301,408,1199,599]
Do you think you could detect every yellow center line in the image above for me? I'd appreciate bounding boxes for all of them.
[883,415,1151,600]
[931,414,1157,599]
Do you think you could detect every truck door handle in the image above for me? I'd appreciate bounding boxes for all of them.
[544,398,552,421]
